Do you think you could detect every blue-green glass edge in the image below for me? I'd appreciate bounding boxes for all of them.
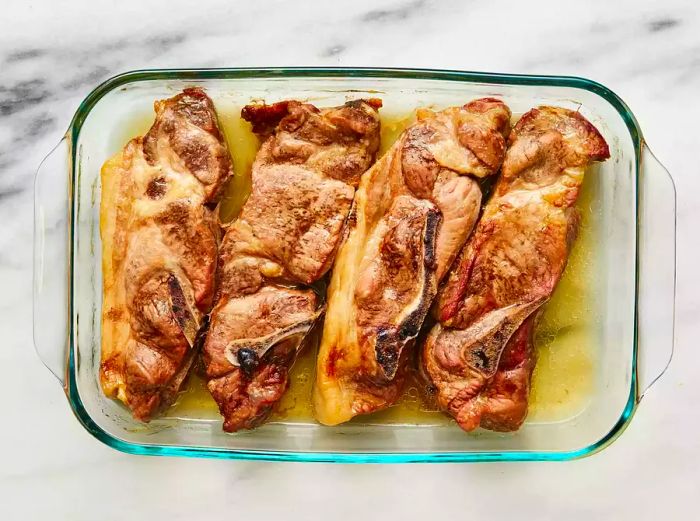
[65,67,642,463]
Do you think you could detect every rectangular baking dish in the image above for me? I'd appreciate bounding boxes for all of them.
[33,67,675,462]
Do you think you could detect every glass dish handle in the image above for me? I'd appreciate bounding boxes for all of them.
[636,144,676,400]
[33,137,70,387]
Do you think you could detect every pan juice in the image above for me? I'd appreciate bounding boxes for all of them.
[114,105,596,427]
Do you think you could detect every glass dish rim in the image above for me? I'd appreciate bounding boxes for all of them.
[65,66,642,463]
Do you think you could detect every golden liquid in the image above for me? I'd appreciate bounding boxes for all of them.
[215,99,258,223]
[528,164,598,421]
[116,106,596,426]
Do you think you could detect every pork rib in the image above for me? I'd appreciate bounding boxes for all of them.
[313,99,512,425]
[100,88,233,420]
[424,106,610,432]
[203,99,382,432]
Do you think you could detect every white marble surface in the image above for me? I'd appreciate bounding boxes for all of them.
[1,0,698,518]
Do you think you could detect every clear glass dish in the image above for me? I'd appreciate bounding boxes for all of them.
[33,68,675,462]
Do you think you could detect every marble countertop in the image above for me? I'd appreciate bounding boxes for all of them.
[1,0,698,519]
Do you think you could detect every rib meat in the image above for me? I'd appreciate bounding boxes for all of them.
[313,99,512,425]
[202,99,382,432]
[423,106,610,432]
[100,88,232,420]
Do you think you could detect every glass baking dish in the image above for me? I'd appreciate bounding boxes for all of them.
[33,68,675,463]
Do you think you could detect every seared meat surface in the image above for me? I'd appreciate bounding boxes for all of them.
[100,88,232,420]
[314,99,512,425]
[203,99,382,432]
[424,106,610,432]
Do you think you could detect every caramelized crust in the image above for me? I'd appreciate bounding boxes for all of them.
[203,99,382,432]
[424,106,610,432]
[313,99,512,425]
[100,88,232,420]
